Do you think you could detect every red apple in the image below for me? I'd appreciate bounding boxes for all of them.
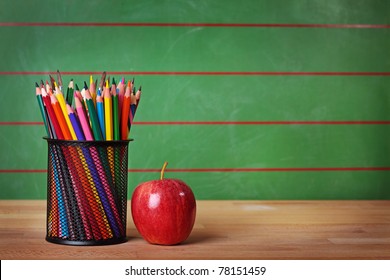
[131,162,196,245]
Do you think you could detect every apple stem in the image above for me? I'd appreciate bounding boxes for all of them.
[160,161,168,180]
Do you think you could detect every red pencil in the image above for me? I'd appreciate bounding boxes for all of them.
[120,81,132,140]
[41,87,64,140]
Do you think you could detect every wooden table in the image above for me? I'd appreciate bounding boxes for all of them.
[0,200,389,260]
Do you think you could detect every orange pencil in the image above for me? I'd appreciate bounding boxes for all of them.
[120,81,131,140]
[51,94,72,140]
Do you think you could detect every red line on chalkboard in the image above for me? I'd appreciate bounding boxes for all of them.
[0,169,47,173]
[1,71,389,76]
[128,167,390,172]
[1,22,389,28]
[2,121,390,126]
[0,122,43,125]
[1,167,389,173]
[134,121,390,125]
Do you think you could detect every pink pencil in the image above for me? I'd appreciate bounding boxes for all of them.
[75,94,94,141]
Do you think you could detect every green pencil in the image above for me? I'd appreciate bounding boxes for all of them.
[112,94,119,140]
[111,79,120,140]
[66,79,74,106]
[35,82,50,136]
[84,83,103,140]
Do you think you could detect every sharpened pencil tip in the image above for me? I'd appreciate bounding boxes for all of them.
[35,82,39,87]
[84,81,88,89]
[75,84,80,91]
[139,86,142,91]
[112,77,116,85]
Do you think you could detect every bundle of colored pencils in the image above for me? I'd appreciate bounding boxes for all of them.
[35,71,142,141]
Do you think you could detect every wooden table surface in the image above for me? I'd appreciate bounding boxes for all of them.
[0,200,389,260]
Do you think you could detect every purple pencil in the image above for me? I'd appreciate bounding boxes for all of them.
[66,104,85,141]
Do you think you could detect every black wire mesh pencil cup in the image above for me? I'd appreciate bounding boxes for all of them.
[44,137,132,245]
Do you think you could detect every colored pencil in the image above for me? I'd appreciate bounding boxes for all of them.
[104,80,113,140]
[135,86,142,113]
[54,82,77,140]
[49,75,56,91]
[66,79,74,106]
[42,94,56,140]
[89,75,97,106]
[51,94,72,140]
[98,71,106,91]
[67,104,85,141]
[96,94,105,139]
[112,83,120,140]
[129,86,137,128]
[56,70,63,90]
[84,83,103,140]
[35,83,50,136]
[41,87,64,140]
[46,80,52,95]
[75,94,94,141]
[117,77,125,120]
[74,85,85,109]
[120,81,132,140]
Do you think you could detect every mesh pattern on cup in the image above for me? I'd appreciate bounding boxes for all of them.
[45,139,130,245]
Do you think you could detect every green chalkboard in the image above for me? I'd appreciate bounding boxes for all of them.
[0,0,389,199]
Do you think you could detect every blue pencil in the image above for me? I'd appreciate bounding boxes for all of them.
[96,94,105,139]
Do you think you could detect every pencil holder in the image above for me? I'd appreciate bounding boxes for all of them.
[44,138,132,245]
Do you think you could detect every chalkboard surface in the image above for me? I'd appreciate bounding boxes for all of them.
[0,0,389,199]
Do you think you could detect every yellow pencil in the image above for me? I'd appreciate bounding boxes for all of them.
[90,75,97,107]
[104,80,113,140]
[54,82,77,140]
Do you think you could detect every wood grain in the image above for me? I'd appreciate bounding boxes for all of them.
[0,200,389,260]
